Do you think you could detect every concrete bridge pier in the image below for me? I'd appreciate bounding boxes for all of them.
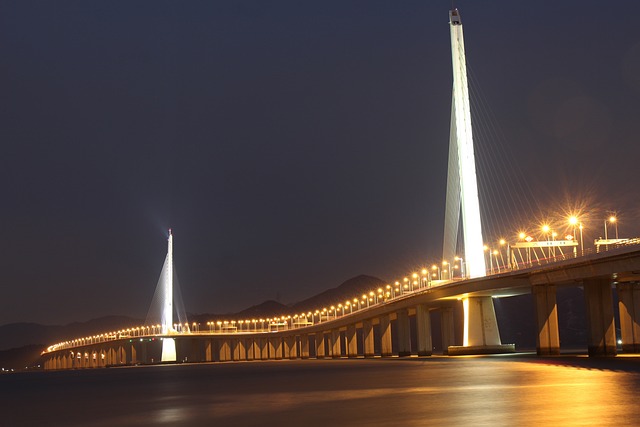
[300,334,310,359]
[416,304,432,356]
[284,335,297,359]
[396,309,411,357]
[220,339,231,361]
[584,277,617,356]
[363,320,375,358]
[379,314,392,357]
[233,338,246,361]
[617,282,640,353]
[330,329,341,358]
[440,307,456,355]
[315,333,326,359]
[205,339,213,362]
[448,297,515,355]
[256,337,267,360]
[533,284,560,356]
[246,338,255,361]
[346,325,358,358]
[269,337,283,360]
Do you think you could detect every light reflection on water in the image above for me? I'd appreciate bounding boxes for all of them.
[2,356,640,426]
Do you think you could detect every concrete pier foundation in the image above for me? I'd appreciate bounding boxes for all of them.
[617,282,640,353]
[396,309,411,357]
[584,277,617,356]
[363,320,374,358]
[416,304,432,356]
[379,314,392,357]
[533,284,560,355]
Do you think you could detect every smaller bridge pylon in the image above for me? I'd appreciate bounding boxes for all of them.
[145,229,189,362]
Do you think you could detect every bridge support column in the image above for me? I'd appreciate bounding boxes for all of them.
[440,307,455,355]
[315,333,326,359]
[396,309,411,357]
[416,304,432,356]
[233,338,246,361]
[284,336,297,359]
[131,343,139,364]
[533,284,560,355]
[257,338,268,360]
[269,337,283,360]
[380,314,392,357]
[330,329,341,358]
[363,320,375,357]
[300,334,310,359]
[246,338,255,361]
[449,297,514,355]
[617,282,640,353]
[220,339,231,361]
[229,338,237,361]
[346,325,358,358]
[584,277,617,356]
[205,340,213,362]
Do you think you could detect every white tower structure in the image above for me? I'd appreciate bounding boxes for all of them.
[443,8,486,279]
[163,229,174,334]
[160,229,177,362]
[443,9,512,354]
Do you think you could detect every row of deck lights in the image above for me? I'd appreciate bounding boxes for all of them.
[44,261,465,352]
[46,214,625,353]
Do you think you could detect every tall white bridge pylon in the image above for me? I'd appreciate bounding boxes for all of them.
[145,229,189,362]
[442,9,511,354]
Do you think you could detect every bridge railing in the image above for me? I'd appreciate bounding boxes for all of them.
[488,237,640,275]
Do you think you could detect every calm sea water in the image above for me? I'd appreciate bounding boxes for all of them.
[2,354,640,426]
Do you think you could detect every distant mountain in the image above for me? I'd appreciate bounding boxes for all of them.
[291,275,387,313]
[188,300,291,325]
[236,300,290,319]
[187,275,387,324]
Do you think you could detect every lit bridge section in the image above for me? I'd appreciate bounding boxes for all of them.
[42,240,640,370]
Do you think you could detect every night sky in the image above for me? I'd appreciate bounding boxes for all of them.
[2,1,640,325]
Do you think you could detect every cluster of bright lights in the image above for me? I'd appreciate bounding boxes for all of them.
[44,259,473,353]
[44,212,627,354]
[43,325,163,354]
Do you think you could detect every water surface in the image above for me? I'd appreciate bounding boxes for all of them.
[2,354,640,426]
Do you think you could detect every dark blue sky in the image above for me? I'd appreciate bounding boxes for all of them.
[2,1,640,325]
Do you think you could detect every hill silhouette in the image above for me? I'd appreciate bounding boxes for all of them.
[291,275,387,313]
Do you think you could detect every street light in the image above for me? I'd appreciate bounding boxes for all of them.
[454,256,464,279]
[541,224,551,258]
[431,264,440,280]
[605,215,618,240]
[569,216,584,257]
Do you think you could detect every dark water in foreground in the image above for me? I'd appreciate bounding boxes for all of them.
[2,354,640,426]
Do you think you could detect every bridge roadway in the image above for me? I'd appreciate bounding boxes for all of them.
[42,244,640,370]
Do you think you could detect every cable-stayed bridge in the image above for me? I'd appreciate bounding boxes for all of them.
[41,9,640,369]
